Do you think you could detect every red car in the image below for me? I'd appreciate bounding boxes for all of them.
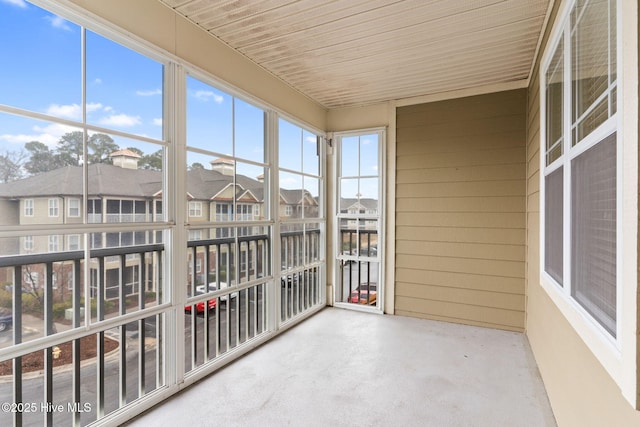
[185,284,218,315]
[350,284,377,305]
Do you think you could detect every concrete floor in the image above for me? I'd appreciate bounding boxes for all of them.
[129,308,556,427]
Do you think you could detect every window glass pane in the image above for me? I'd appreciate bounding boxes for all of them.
[0,3,81,118]
[544,167,563,285]
[88,136,163,224]
[573,96,608,144]
[303,176,320,218]
[278,119,302,172]
[360,134,379,176]
[86,31,163,140]
[236,161,267,221]
[280,171,302,219]
[0,114,85,227]
[359,219,378,258]
[359,178,379,211]
[571,0,614,145]
[571,133,616,336]
[339,179,359,213]
[234,99,265,163]
[186,76,233,155]
[546,36,563,164]
[302,130,319,176]
[341,136,359,177]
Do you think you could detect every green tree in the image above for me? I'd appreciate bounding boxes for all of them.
[56,131,84,166]
[189,162,204,170]
[24,141,62,175]
[139,149,163,170]
[88,133,118,164]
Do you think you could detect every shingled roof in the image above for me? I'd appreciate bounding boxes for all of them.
[0,164,267,202]
[0,164,162,199]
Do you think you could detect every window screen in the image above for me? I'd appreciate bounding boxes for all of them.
[544,167,563,285]
[571,133,617,336]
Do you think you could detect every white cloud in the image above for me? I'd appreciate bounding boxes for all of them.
[361,138,372,145]
[45,15,72,31]
[46,103,82,120]
[0,0,27,8]
[93,78,102,85]
[153,118,163,126]
[194,90,224,104]
[99,114,141,127]
[136,89,162,96]
[305,136,317,144]
[0,123,77,148]
[45,102,104,120]
[87,103,104,113]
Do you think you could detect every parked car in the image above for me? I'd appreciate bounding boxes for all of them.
[197,282,238,301]
[0,308,13,332]
[349,284,377,305]
[185,282,239,315]
[185,283,218,315]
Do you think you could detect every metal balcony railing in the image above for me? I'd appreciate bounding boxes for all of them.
[338,228,378,307]
[0,228,325,426]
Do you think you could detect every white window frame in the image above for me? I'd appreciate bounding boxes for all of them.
[23,235,33,251]
[0,0,329,425]
[48,235,59,252]
[284,205,292,217]
[188,201,202,217]
[48,198,59,217]
[333,128,386,314]
[68,198,80,217]
[539,0,638,406]
[68,234,80,251]
[24,199,34,217]
[188,229,202,241]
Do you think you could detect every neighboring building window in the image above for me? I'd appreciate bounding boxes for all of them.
[68,198,80,217]
[68,235,80,251]
[48,235,59,252]
[196,258,202,273]
[216,204,231,221]
[67,271,74,290]
[542,0,617,337]
[154,200,163,221]
[23,236,34,251]
[284,205,292,217]
[51,272,58,289]
[237,204,252,221]
[189,201,202,217]
[87,199,102,223]
[48,198,59,217]
[253,204,260,218]
[24,199,34,217]
[188,229,202,241]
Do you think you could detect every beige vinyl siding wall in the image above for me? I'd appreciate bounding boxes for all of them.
[395,90,527,332]
[525,1,640,424]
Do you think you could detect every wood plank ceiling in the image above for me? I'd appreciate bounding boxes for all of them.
[158,0,550,109]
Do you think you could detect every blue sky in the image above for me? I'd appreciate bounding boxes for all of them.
[0,0,379,200]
